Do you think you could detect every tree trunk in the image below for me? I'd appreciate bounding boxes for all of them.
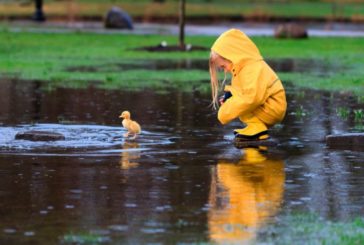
[178,0,186,49]
[33,0,46,21]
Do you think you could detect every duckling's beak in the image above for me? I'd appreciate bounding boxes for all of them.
[119,114,124,118]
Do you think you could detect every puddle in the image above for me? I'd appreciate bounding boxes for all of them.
[267,58,341,75]
[65,59,209,72]
[64,58,341,74]
[0,78,363,244]
[0,123,174,155]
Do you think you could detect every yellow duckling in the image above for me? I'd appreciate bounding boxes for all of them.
[119,111,141,139]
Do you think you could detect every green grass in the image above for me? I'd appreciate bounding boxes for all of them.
[259,213,364,245]
[61,232,110,244]
[60,213,364,244]
[0,29,363,95]
[1,1,363,20]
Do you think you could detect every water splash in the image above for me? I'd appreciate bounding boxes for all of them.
[0,123,173,155]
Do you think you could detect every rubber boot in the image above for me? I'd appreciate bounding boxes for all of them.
[234,114,269,140]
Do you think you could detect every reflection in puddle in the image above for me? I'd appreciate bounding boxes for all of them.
[208,148,285,244]
[120,141,141,170]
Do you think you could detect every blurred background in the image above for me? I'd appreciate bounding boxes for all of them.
[1,0,363,24]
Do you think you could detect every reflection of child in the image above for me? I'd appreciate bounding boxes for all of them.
[209,29,287,140]
[208,147,285,244]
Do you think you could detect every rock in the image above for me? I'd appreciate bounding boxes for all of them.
[326,133,364,151]
[104,7,133,30]
[15,131,65,141]
[274,23,308,39]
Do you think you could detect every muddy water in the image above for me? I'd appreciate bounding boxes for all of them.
[0,79,363,244]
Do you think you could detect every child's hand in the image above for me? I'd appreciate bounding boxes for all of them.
[219,96,225,105]
[220,91,232,105]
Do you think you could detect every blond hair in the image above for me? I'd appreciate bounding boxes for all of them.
[209,51,228,110]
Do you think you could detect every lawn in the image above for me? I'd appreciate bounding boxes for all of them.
[0,0,363,21]
[259,213,364,245]
[0,28,363,95]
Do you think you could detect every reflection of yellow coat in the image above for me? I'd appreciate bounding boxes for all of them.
[208,148,285,244]
[212,29,287,126]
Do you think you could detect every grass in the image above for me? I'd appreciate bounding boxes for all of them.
[0,1,363,21]
[60,213,364,244]
[61,232,110,244]
[354,109,364,122]
[0,28,363,95]
[259,213,364,245]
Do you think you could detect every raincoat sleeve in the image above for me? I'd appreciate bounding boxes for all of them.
[217,67,267,125]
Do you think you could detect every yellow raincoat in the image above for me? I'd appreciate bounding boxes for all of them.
[212,29,287,127]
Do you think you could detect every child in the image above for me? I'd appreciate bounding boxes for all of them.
[209,29,287,140]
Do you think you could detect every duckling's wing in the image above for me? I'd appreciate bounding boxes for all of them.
[130,121,141,134]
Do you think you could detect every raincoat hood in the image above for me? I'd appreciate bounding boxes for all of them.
[211,29,262,65]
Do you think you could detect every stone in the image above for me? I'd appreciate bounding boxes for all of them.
[326,133,364,151]
[274,23,308,39]
[15,131,65,141]
[104,7,133,30]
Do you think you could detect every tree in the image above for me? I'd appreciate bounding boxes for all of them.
[178,0,186,49]
[33,0,46,21]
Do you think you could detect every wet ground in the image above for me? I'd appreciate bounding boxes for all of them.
[64,58,338,75]
[0,76,363,244]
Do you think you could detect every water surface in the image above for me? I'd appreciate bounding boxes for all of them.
[0,78,363,244]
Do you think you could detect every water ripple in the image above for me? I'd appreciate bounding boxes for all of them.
[0,123,173,155]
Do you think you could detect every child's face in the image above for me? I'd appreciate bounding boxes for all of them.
[213,55,232,73]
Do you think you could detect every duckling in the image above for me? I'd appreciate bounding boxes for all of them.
[119,111,141,139]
